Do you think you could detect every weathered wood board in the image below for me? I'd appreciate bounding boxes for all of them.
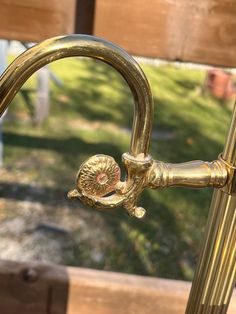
[94,0,236,67]
[0,259,236,314]
[0,0,76,42]
[0,0,236,67]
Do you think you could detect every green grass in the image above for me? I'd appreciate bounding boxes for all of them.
[1,56,234,280]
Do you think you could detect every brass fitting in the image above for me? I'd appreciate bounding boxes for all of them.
[68,153,228,218]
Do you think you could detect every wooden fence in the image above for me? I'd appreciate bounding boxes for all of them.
[0,259,236,314]
[75,0,236,68]
[0,1,236,67]
[0,0,76,42]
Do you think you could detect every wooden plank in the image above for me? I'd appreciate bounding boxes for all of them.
[0,0,76,42]
[1,0,235,66]
[0,259,236,314]
[94,0,236,67]
[0,259,69,314]
[1,0,235,67]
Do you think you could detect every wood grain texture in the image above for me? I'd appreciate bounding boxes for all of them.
[0,259,236,314]
[0,259,69,314]
[0,0,76,42]
[1,0,235,66]
[94,0,236,67]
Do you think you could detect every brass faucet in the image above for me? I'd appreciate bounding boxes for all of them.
[0,35,235,313]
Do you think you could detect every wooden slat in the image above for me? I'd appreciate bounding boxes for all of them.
[0,259,69,314]
[94,0,236,67]
[0,259,236,314]
[1,0,235,67]
[0,0,76,42]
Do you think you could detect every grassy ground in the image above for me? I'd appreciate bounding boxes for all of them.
[0,57,234,281]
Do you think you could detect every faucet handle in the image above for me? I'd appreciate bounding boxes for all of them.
[68,152,228,218]
[76,155,121,197]
[68,153,153,218]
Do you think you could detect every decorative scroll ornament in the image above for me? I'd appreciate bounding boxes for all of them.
[77,155,121,197]
[68,153,153,218]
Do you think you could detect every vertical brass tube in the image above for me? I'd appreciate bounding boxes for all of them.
[186,105,236,313]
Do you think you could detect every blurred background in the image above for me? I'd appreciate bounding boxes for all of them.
[0,0,235,283]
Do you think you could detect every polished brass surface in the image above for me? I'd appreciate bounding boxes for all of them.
[147,159,228,189]
[0,34,235,313]
[185,104,236,314]
[68,152,154,218]
[0,34,153,157]
[68,154,228,218]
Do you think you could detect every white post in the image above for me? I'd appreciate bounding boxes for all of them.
[0,40,8,166]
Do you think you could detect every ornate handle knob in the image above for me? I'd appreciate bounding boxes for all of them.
[68,153,153,218]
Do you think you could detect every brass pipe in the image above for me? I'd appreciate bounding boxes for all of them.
[147,159,227,189]
[185,104,236,313]
[0,34,153,157]
[0,34,234,312]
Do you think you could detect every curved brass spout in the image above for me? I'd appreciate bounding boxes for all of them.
[0,34,153,157]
